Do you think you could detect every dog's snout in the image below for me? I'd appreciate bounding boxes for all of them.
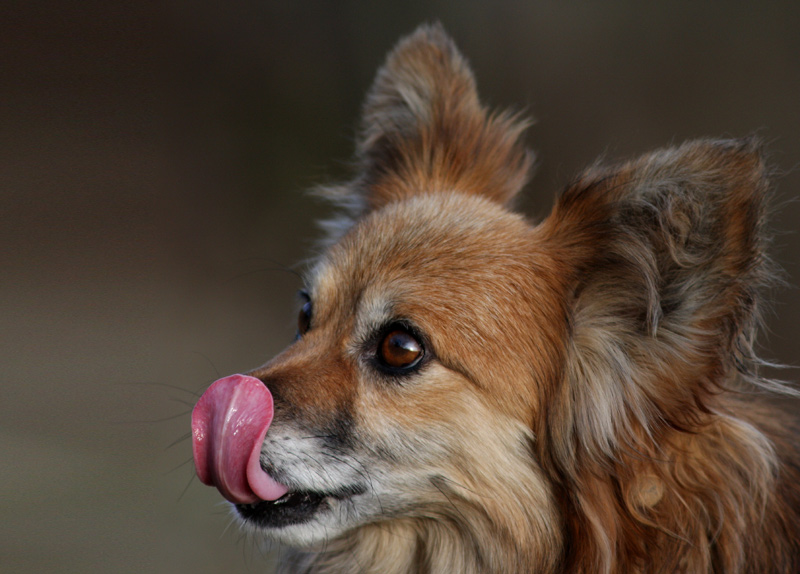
[248,346,357,417]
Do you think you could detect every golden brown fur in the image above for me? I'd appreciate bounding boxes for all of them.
[210,24,800,573]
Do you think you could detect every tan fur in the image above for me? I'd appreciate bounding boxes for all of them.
[232,24,800,573]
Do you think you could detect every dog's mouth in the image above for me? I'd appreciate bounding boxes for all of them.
[235,485,366,528]
[192,374,369,530]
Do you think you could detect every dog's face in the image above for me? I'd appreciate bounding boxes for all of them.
[241,193,563,547]
[192,24,780,572]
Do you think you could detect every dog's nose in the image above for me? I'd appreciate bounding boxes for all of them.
[192,374,289,503]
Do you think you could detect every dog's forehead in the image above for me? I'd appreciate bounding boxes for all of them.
[308,193,537,322]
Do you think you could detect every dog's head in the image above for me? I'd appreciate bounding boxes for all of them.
[192,24,776,572]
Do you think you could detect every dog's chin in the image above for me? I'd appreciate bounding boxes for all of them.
[234,485,367,544]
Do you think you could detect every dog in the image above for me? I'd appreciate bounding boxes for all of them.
[191,24,800,573]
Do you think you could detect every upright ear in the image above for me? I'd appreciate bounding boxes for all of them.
[540,138,777,462]
[326,23,533,214]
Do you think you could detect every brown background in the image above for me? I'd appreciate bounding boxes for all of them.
[3,2,800,573]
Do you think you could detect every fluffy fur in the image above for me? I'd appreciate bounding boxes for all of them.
[225,24,800,573]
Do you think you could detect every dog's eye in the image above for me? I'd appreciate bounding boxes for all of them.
[378,329,423,370]
[297,292,312,337]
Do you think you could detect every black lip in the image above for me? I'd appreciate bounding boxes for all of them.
[235,485,366,528]
[236,491,327,528]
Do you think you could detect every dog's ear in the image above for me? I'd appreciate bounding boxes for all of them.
[540,138,776,459]
[537,138,790,573]
[324,23,533,214]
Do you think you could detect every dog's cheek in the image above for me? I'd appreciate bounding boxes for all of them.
[350,365,552,526]
[355,365,493,463]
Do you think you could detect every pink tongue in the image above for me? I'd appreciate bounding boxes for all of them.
[192,374,290,504]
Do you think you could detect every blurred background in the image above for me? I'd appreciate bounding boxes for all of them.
[3,2,799,572]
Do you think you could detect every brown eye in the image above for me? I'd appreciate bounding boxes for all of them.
[297,297,312,337]
[379,329,423,370]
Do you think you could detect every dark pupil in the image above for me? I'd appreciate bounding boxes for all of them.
[298,301,312,335]
[381,330,422,368]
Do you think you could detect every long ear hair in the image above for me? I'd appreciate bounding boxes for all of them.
[537,138,793,573]
[316,24,533,241]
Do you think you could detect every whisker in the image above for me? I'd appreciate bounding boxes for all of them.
[430,476,469,525]
[166,432,192,450]
[116,381,202,397]
[191,351,222,379]
[164,456,195,476]
[176,469,196,502]
[111,410,193,424]
[169,396,197,409]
